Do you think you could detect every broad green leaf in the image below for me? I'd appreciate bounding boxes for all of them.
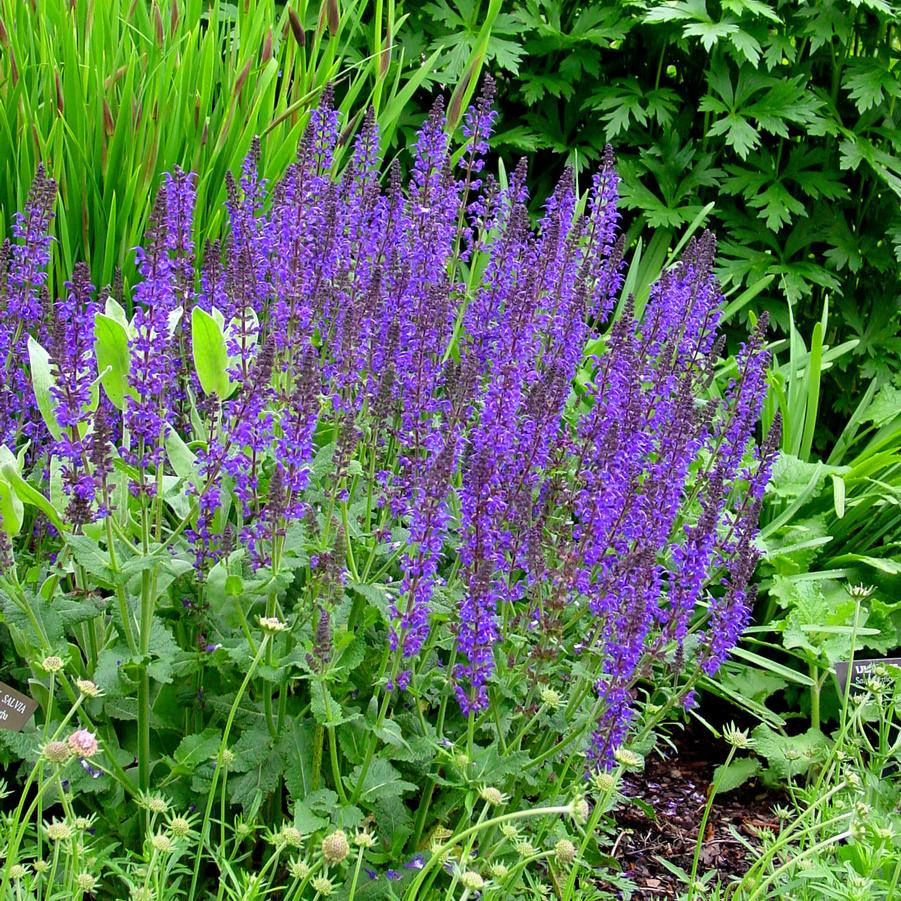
[0,463,64,533]
[713,756,759,794]
[173,729,221,771]
[0,476,24,537]
[94,312,132,409]
[27,336,62,441]
[191,306,231,397]
[348,757,417,803]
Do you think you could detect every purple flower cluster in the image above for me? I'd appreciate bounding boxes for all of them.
[0,166,56,451]
[3,82,776,769]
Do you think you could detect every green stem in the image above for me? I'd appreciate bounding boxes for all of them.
[687,746,736,901]
[188,635,271,900]
[406,805,573,900]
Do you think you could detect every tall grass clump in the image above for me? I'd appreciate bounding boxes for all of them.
[0,80,778,898]
[0,0,454,296]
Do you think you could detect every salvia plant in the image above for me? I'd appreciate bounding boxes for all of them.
[0,80,778,898]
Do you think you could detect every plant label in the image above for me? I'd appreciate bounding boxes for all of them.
[0,680,37,731]
[834,657,901,697]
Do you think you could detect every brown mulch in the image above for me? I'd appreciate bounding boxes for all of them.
[606,729,781,898]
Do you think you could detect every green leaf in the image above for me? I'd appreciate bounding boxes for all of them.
[191,306,231,398]
[173,729,221,771]
[311,680,360,726]
[348,757,417,803]
[713,756,759,793]
[279,719,315,801]
[0,475,24,537]
[164,430,199,482]
[0,463,64,533]
[27,336,62,441]
[750,725,828,780]
[94,312,132,410]
[65,534,116,583]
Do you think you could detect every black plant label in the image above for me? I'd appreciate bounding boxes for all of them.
[0,680,37,731]
[834,657,901,697]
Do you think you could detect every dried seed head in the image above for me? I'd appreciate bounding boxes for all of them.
[42,741,72,765]
[321,829,350,864]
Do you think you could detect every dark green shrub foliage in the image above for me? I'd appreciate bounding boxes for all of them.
[408,0,901,410]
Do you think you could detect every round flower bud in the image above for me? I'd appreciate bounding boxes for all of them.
[479,786,506,806]
[488,862,509,879]
[311,875,333,896]
[500,824,519,840]
[146,796,169,814]
[219,748,236,768]
[591,771,617,794]
[321,830,350,864]
[42,741,72,765]
[76,679,102,698]
[67,729,99,759]
[151,833,174,854]
[41,655,64,674]
[130,888,153,901]
[46,820,74,842]
[168,816,192,838]
[539,687,562,709]
[33,860,50,874]
[259,616,288,633]
[354,829,375,849]
[289,859,311,879]
[75,872,98,892]
[281,826,303,848]
[554,839,576,866]
[613,748,643,769]
[514,839,535,857]
[9,864,26,880]
[236,820,253,837]
[569,797,590,824]
[723,723,751,750]
[461,871,484,892]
